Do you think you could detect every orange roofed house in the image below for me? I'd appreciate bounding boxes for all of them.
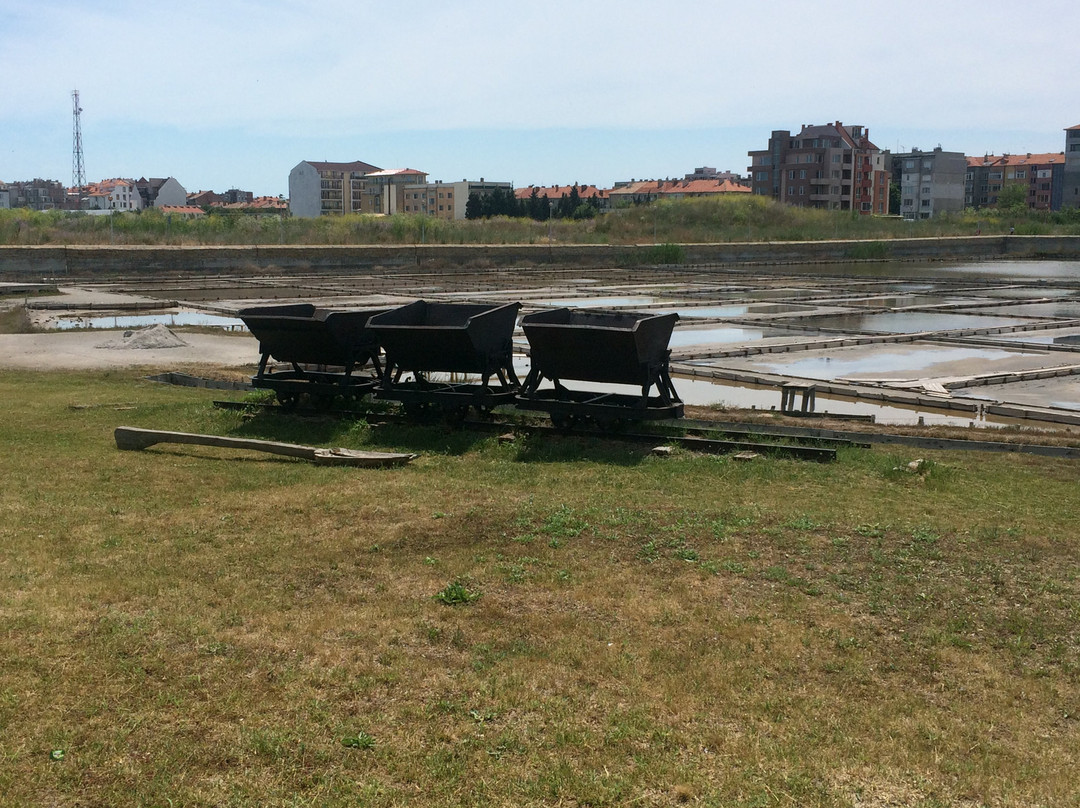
[747,122,889,214]
[513,184,609,215]
[607,178,750,207]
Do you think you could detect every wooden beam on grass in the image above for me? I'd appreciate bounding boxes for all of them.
[114,426,415,468]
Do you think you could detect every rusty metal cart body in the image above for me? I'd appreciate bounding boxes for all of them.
[368,301,522,418]
[239,304,386,408]
[516,308,683,427]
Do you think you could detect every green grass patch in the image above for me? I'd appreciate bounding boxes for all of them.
[1,369,1078,805]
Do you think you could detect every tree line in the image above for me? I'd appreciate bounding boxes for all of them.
[465,184,601,221]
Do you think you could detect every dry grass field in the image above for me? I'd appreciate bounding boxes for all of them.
[1,369,1078,806]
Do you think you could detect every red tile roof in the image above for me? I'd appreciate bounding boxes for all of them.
[514,184,607,200]
[218,196,288,210]
[967,153,1065,167]
[608,179,750,198]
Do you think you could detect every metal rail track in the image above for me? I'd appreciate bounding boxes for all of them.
[211,399,840,462]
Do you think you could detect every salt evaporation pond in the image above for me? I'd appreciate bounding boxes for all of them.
[971,301,1080,319]
[807,311,1033,333]
[740,344,1050,382]
[668,326,802,348]
[981,287,1078,299]
[535,296,664,308]
[654,303,813,318]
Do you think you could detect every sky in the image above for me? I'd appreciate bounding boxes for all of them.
[2,0,1078,198]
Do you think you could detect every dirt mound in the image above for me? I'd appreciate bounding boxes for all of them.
[97,324,189,350]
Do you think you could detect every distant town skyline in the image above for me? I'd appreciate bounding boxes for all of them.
[3,1,1077,197]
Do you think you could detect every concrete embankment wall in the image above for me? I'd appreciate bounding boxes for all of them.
[3,235,1080,278]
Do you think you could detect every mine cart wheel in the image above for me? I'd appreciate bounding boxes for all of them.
[403,402,435,421]
[550,412,576,431]
[595,417,628,433]
[276,392,300,410]
[446,405,471,425]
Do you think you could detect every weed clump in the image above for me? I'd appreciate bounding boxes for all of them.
[434,579,482,605]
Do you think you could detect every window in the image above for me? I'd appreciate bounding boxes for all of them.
[788,170,795,179]
[1015,170,1026,179]
[922,187,930,194]
[861,202,871,211]
[799,186,805,195]
[799,170,806,179]
[788,187,795,195]
[921,199,931,208]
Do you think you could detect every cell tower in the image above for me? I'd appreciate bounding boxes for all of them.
[71,89,86,193]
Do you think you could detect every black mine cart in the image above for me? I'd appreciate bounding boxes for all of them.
[368,301,522,418]
[516,308,683,427]
[239,304,386,408]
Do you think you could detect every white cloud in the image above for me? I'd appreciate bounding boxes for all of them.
[4,0,1078,134]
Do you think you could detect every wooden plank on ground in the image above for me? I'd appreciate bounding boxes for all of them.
[114,426,415,467]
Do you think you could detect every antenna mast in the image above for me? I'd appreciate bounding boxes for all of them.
[72,90,86,198]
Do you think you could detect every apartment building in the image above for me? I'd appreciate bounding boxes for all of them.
[288,160,381,218]
[889,148,966,219]
[401,179,513,220]
[965,153,1065,210]
[683,167,748,184]
[3,178,67,210]
[359,168,429,215]
[1063,125,1080,209]
[748,121,889,214]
